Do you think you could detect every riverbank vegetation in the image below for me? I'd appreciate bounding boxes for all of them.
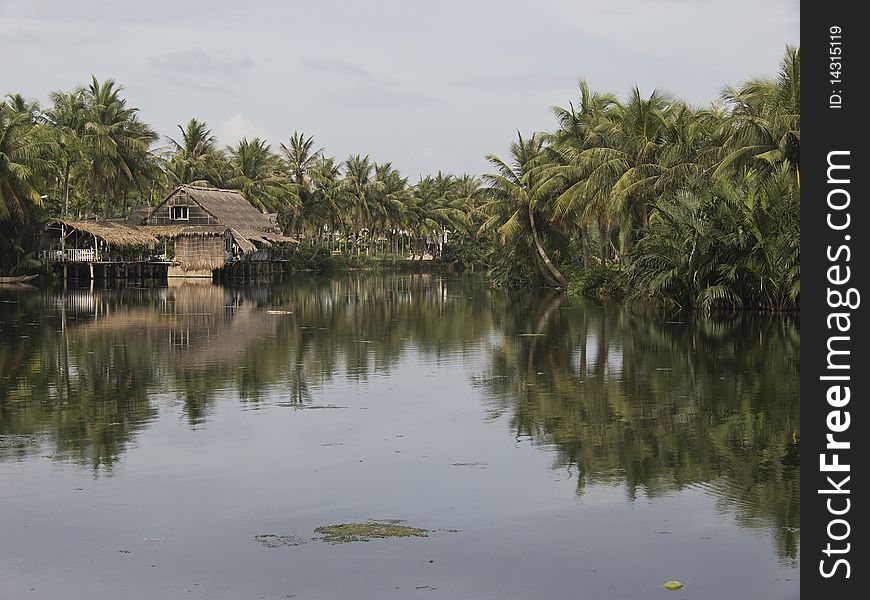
[1,47,798,309]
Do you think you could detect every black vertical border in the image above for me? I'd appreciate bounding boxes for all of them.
[802,3,868,596]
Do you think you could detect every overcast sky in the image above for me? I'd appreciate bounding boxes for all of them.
[1,0,798,178]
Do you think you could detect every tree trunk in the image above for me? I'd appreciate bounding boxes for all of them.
[622,218,633,259]
[534,251,560,287]
[598,219,608,265]
[580,223,591,268]
[101,175,110,220]
[61,161,71,218]
[87,175,97,218]
[528,208,568,287]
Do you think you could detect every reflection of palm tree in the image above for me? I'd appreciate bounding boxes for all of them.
[477,292,800,560]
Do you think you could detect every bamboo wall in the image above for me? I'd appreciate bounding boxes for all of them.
[175,236,225,271]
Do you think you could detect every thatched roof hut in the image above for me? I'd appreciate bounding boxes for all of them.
[43,187,296,273]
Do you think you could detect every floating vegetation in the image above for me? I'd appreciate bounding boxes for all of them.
[314,519,428,543]
[0,434,37,449]
[450,462,488,469]
[276,403,347,410]
[254,534,307,548]
[662,581,684,591]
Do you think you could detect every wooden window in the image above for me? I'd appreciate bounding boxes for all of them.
[170,206,189,221]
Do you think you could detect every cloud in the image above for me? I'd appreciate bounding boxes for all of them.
[217,114,268,146]
[449,70,571,94]
[299,56,402,86]
[150,49,254,77]
[299,56,436,108]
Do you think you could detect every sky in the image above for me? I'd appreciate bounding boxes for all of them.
[0,0,799,178]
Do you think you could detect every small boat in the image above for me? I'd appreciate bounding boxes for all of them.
[0,274,38,283]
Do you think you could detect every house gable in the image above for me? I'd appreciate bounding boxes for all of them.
[146,187,222,226]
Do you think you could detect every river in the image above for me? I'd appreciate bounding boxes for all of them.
[0,274,799,599]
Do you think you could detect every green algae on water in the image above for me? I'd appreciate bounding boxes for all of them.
[662,581,684,591]
[314,519,428,543]
[254,534,307,548]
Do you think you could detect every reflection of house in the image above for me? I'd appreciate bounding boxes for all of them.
[72,283,282,365]
[137,185,298,277]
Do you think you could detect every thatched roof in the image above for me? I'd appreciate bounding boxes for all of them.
[49,220,160,248]
[233,228,297,247]
[126,205,154,226]
[140,225,297,252]
[166,185,277,232]
[140,225,227,238]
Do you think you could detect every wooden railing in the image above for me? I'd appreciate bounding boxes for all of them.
[41,250,171,263]
[42,249,97,262]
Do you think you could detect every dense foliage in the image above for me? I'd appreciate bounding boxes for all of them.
[1,47,798,309]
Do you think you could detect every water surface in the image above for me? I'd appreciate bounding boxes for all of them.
[0,275,799,599]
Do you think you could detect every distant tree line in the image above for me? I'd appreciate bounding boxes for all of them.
[1,47,798,309]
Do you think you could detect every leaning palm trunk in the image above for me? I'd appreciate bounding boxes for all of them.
[534,252,561,287]
[528,208,568,287]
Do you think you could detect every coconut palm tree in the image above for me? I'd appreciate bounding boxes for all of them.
[280,131,324,234]
[306,155,344,248]
[371,162,409,255]
[82,77,157,218]
[165,118,223,186]
[716,46,800,186]
[0,99,47,221]
[45,88,88,216]
[340,154,377,252]
[224,137,296,214]
[542,80,619,265]
[477,132,568,286]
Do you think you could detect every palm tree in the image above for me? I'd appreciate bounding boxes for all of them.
[165,118,223,186]
[716,46,800,186]
[82,76,157,218]
[0,99,47,221]
[225,137,295,214]
[341,154,377,253]
[371,162,409,256]
[542,80,619,265]
[411,173,471,258]
[45,88,87,216]
[307,155,344,249]
[280,131,323,234]
[477,132,568,286]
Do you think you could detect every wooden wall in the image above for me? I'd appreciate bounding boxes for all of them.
[147,191,218,226]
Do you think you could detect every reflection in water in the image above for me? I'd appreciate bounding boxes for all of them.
[0,275,799,564]
[475,292,800,562]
